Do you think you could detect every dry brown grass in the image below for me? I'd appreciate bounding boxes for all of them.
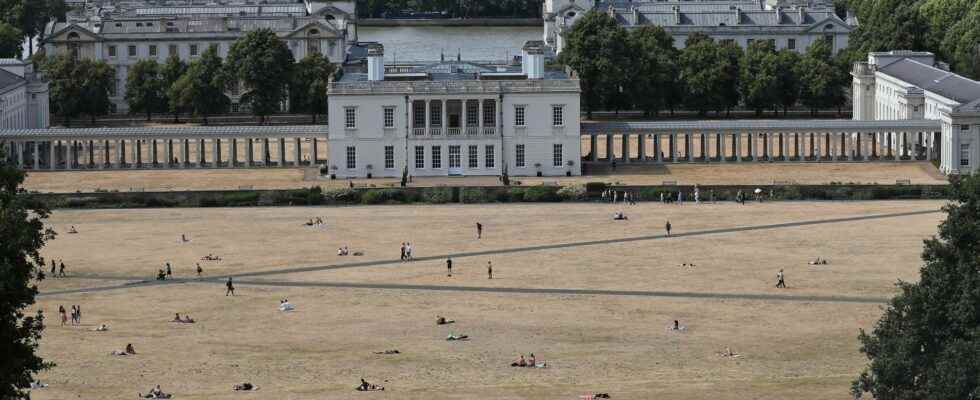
[30,201,944,399]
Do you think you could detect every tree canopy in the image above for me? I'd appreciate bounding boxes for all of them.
[41,55,113,126]
[290,53,335,124]
[125,59,167,121]
[168,46,228,125]
[853,174,980,399]
[161,55,188,123]
[558,11,630,117]
[226,29,295,123]
[0,144,55,398]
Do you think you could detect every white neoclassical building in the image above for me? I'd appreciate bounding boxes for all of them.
[545,0,855,54]
[41,0,356,114]
[0,59,50,130]
[327,41,582,178]
[852,51,980,174]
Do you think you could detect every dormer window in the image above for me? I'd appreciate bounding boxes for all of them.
[825,23,834,29]
[566,11,576,18]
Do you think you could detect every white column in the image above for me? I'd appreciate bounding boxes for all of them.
[671,133,679,162]
[247,139,255,165]
[230,138,238,167]
[441,100,447,135]
[638,134,646,161]
[622,134,630,163]
[49,141,57,170]
[262,138,269,165]
[606,134,614,163]
[477,100,483,134]
[66,140,75,170]
[179,139,187,167]
[308,137,316,165]
[197,139,204,168]
[654,134,662,162]
[16,141,23,168]
[719,134,726,162]
[211,138,220,167]
[165,139,173,166]
[33,142,39,169]
[589,135,598,162]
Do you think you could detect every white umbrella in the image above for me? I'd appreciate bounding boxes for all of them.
[754,188,763,194]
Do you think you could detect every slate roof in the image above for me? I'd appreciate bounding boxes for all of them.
[878,59,980,105]
[0,68,25,91]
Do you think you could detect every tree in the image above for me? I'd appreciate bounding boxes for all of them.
[717,42,743,116]
[798,39,842,114]
[941,1,980,79]
[226,29,294,123]
[558,11,630,117]
[290,53,335,124]
[626,26,676,117]
[169,46,228,125]
[740,40,779,116]
[0,145,55,398]
[774,49,802,115]
[0,22,21,58]
[678,35,725,116]
[125,60,167,121]
[3,0,68,57]
[161,55,187,123]
[852,174,980,400]
[41,55,112,126]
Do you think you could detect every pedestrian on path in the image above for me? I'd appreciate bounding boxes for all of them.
[487,260,493,280]
[776,269,786,288]
[447,258,453,277]
[226,277,236,296]
[196,263,203,276]
[59,261,66,277]
[665,220,672,237]
[50,260,56,277]
[165,262,172,278]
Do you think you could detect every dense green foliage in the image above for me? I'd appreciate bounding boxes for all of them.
[847,0,979,78]
[356,0,541,18]
[41,55,114,126]
[559,11,847,116]
[161,55,188,123]
[168,46,229,124]
[125,60,167,121]
[852,174,980,399]
[226,29,295,123]
[0,148,55,398]
[290,53,336,123]
[0,0,67,57]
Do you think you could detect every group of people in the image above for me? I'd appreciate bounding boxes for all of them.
[601,190,637,205]
[140,385,172,399]
[111,343,137,356]
[279,299,295,312]
[511,353,544,368]
[399,243,414,261]
[49,259,67,278]
[58,305,82,326]
[305,217,325,227]
[357,379,385,391]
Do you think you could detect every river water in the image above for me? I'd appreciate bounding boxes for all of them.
[358,25,541,63]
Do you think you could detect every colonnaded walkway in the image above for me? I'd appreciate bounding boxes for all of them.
[40,208,939,303]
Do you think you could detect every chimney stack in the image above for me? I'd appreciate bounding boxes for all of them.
[366,43,384,81]
[522,41,546,80]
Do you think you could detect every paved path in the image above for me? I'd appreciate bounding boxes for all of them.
[39,208,938,303]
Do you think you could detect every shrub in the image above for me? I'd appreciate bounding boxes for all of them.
[522,186,560,202]
[557,184,586,201]
[422,187,453,204]
[779,185,802,200]
[508,187,526,202]
[221,191,260,206]
[144,196,178,208]
[324,188,360,204]
[585,182,608,194]
[461,187,491,204]
[361,189,404,204]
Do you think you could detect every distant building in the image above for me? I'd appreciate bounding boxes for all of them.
[327,41,581,178]
[852,51,980,174]
[0,59,50,129]
[544,0,856,54]
[41,0,356,114]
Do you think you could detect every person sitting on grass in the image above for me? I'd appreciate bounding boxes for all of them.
[111,343,136,356]
[446,332,468,341]
[613,211,628,221]
[357,378,384,391]
[94,324,109,331]
[140,385,172,399]
[172,313,182,322]
[68,225,78,234]
[156,269,166,281]
[233,382,257,391]
[279,299,295,312]
[436,316,455,325]
[181,315,195,323]
[511,354,527,367]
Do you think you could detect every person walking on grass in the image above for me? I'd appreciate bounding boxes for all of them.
[476,222,483,239]
[487,260,493,280]
[776,269,786,288]
[447,258,453,277]
[50,260,56,277]
[196,263,203,277]
[665,220,672,237]
[165,262,172,278]
[59,261,66,277]
[226,277,236,296]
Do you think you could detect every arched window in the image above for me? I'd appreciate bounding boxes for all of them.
[824,23,834,30]
[67,32,80,40]
[566,11,576,18]
[309,29,319,36]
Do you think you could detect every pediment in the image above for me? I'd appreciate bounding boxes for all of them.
[47,24,101,42]
[283,20,341,39]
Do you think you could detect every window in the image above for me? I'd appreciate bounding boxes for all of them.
[961,144,970,166]
[514,105,526,127]
[747,38,755,45]
[384,146,394,169]
[383,107,395,128]
[346,146,356,169]
[190,44,199,56]
[767,39,775,48]
[485,145,495,168]
[128,45,137,57]
[823,34,834,48]
[109,79,118,97]
[483,100,496,126]
[414,146,425,169]
[466,101,478,126]
[149,45,157,57]
[228,80,240,96]
[231,103,240,113]
[431,146,442,168]
[787,38,796,50]
[169,44,178,56]
[108,45,117,57]
[449,145,461,168]
[962,125,971,131]
[468,145,479,168]
[552,105,564,127]
[344,107,356,129]
[429,101,442,126]
[553,143,563,167]
[413,102,425,127]
[516,144,526,167]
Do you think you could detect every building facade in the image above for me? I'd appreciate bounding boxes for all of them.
[852,51,980,174]
[327,42,582,178]
[544,0,855,54]
[0,59,50,130]
[42,0,355,114]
